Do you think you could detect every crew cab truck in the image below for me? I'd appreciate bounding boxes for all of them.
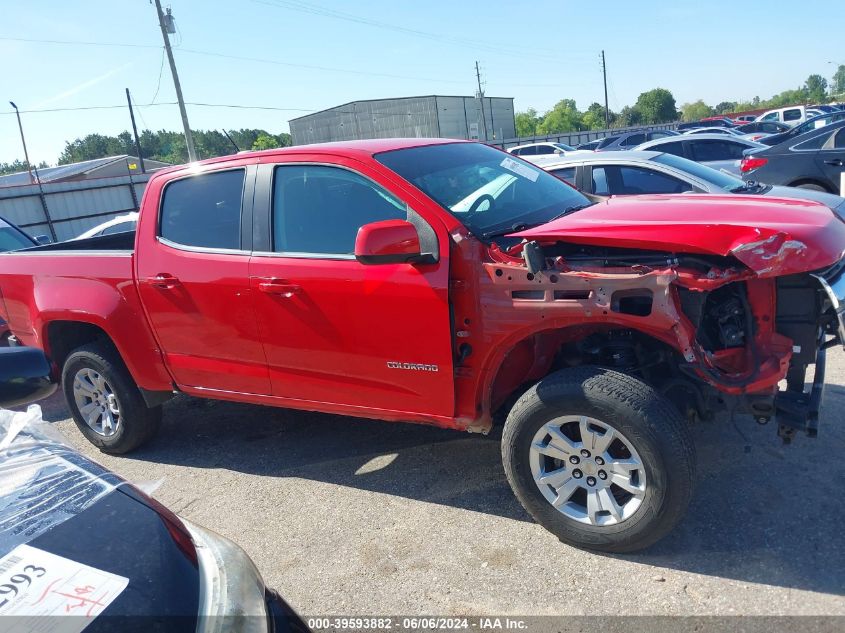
[1,139,844,553]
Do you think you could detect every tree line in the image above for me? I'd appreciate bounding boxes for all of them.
[515,65,845,137]
[1,128,292,176]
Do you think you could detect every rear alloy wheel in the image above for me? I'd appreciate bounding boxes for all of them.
[502,366,695,553]
[795,182,828,192]
[62,342,162,454]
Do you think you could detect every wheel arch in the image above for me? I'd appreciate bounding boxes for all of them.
[786,177,833,192]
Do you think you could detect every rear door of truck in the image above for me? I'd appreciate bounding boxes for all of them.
[135,160,271,394]
[247,153,455,416]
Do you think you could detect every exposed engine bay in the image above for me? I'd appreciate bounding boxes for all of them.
[473,238,844,443]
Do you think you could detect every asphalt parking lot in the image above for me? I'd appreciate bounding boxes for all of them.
[30,356,845,617]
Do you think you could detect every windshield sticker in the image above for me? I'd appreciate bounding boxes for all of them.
[0,544,128,631]
[500,157,539,182]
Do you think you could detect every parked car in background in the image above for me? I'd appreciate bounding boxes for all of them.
[757,110,845,147]
[540,150,845,216]
[0,400,309,633]
[73,212,139,240]
[699,116,737,127]
[682,127,745,136]
[733,115,757,123]
[740,119,845,193]
[508,142,575,160]
[756,105,813,127]
[575,139,602,151]
[0,217,39,253]
[634,133,766,175]
[595,128,679,151]
[736,120,791,137]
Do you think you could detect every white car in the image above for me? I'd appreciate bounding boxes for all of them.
[74,212,138,240]
[508,142,575,163]
[755,105,823,127]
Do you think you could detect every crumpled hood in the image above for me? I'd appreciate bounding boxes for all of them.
[512,194,845,276]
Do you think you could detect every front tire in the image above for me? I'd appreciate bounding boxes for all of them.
[502,366,695,553]
[62,342,162,454]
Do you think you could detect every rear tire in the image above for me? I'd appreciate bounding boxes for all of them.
[62,342,162,454]
[502,366,695,553]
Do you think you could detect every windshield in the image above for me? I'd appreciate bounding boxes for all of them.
[554,143,575,152]
[651,152,745,191]
[376,142,592,239]
[0,225,35,252]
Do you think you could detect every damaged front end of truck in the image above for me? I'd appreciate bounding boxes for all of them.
[455,195,845,443]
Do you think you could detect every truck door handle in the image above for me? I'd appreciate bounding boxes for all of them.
[824,159,843,166]
[257,278,301,298]
[144,273,181,289]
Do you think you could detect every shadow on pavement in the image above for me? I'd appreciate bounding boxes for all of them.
[37,384,845,596]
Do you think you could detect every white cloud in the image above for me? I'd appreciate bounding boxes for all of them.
[33,62,133,108]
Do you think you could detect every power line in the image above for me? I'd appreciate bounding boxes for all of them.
[0,102,318,115]
[251,0,576,63]
[149,47,166,104]
[0,35,470,85]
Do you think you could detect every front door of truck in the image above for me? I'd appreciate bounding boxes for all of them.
[248,158,454,417]
[136,163,271,394]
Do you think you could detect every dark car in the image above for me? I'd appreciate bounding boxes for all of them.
[736,121,791,135]
[678,118,734,131]
[538,150,845,217]
[758,111,845,146]
[0,217,39,253]
[0,348,309,633]
[595,128,679,151]
[634,134,766,175]
[740,119,845,193]
[575,139,602,151]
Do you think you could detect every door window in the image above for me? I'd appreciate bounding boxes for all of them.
[653,141,686,158]
[591,167,610,195]
[517,146,536,155]
[690,140,746,161]
[621,133,646,147]
[783,109,802,122]
[159,169,245,250]
[272,165,407,256]
[762,112,779,121]
[617,166,692,194]
[535,145,556,155]
[550,167,576,184]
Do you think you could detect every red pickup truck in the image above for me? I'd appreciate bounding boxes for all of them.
[2,139,844,552]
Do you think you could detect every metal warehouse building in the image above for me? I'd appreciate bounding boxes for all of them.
[289,95,515,145]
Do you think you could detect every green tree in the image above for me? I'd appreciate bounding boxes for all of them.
[581,102,614,130]
[252,134,281,150]
[0,159,49,176]
[805,74,828,103]
[537,99,582,134]
[680,100,714,122]
[714,101,737,115]
[633,88,677,124]
[616,105,642,127]
[832,64,845,97]
[514,108,541,137]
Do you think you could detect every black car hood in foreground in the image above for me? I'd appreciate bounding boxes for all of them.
[0,419,200,632]
[0,410,308,633]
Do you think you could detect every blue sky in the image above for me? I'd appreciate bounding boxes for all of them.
[1,0,843,165]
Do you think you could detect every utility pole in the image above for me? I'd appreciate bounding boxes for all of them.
[601,50,610,129]
[153,0,197,162]
[475,61,488,141]
[9,101,34,184]
[125,89,146,173]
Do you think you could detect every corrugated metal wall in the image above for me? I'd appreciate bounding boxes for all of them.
[290,96,516,145]
[0,174,150,242]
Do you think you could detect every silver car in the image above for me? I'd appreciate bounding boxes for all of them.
[539,150,845,217]
[633,133,767,175]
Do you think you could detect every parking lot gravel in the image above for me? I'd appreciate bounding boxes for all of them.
[29,355,845,617]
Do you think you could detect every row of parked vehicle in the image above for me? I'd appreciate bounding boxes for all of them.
[508,106,845,196]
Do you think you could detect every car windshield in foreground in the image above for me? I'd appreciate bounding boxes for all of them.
[651,152,746,192]
[375,142,593,240]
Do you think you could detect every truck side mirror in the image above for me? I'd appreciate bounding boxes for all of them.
[355,220,424,265]
[0,347,56,408]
